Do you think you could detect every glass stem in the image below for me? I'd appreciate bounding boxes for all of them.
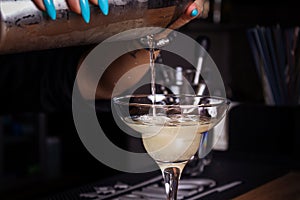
[163,167,181,200]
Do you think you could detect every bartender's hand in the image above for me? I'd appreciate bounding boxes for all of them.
[33,0,109,23]
[154,0,209,45]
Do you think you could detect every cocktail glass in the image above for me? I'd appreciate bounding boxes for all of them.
[113,94,230,200]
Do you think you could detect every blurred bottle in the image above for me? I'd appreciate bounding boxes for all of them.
[45,136,61,179]
[213,0,222,23]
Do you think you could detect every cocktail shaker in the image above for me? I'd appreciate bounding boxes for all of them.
[0,0,192,54]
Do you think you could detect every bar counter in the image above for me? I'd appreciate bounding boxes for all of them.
[41,150,296,200]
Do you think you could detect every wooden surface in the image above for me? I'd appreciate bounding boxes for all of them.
[233,171,300,200]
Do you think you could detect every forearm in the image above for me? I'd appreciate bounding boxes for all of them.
[96,49,160,99]
[77,48,160,100]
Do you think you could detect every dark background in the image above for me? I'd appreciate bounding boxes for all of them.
[0,0,300,199]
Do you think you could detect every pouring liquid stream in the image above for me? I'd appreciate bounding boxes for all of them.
[147,35,157,117]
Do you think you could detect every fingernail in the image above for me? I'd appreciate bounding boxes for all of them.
[43,0,56,20]
[98,0,109,15]
[191,8,199,17]
[80,0,90,23]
